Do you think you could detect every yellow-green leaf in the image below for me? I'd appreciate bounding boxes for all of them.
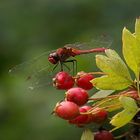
[110,110,136,131]
[95,55,114,74]
[91,49,132,90]
[91,75,132,90]
[110,96,139,131]
[119,96,138,111]
[135,18,140,39]
[81,129,94,140]
[97,49,131,79]
[122,19,140,76]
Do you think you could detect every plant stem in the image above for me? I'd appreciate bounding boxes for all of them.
[73,71,105,79]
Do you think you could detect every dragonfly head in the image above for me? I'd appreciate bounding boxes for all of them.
[48,52,59,64]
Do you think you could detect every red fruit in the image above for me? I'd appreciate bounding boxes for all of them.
[92,107,108,123]
[75,71,94,90]
[54,101,79,120]
[69,105,92,126]
[94,130,114,140]
[81,105,94,123]
[66,87,89,106]
[53,71,74,90]
[81,105,92,110]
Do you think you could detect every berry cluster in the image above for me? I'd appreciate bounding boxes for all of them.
[53,71,108,127]
[53,71,94,90]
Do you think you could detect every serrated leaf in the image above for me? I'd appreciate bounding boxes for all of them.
[122,28,139,75]
[110,96,139,131]
[81,129,94,140]
[122,19,140,76]
[91,49,132,90]
[91,75,131,90]
[97,49,132,79]
[90,90,115,99]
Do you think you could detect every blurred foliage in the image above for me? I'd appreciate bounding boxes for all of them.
[0,0,140,140]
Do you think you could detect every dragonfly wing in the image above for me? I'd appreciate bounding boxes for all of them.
[9,50,56,90]
[90,35,112,48]
[67,34,113,50]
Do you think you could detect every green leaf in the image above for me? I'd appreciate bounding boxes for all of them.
[97,49,131,79]
[122,28,139,76]
[91,75,131,90]
[81,129,94,140]
[91,49,132,90]
[110,110,135,131]
[110,96,139,131]
[122,18,140,77]
[135,18,140,39]
[119,96,138,110]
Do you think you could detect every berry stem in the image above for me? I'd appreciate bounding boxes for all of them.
[102,103,122,111]
[73,72,105,79]
[88,72,106,75]
[80,102,121,115]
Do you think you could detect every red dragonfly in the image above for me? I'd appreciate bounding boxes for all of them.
[9,38,111,89]
[48,44,107,71]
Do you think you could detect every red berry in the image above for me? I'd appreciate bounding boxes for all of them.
[75,71,94,90]
[66,87,89,106]
[81,105,93,123]
[69,105,91,127]
[81,105,92,110]
[92,107,108,123]
[94,130,114,140]
[54,101,79,120]
[53,71,74,90]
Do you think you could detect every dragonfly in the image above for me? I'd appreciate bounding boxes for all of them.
[48,44,107,72]
[9,36,112,90]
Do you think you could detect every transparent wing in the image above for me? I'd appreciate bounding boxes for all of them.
[9,50,57,90]
[65,34,113,50]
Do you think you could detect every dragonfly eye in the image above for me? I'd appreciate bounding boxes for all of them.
[48,53,59,64]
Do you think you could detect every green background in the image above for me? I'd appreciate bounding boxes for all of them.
[0,0,140,140]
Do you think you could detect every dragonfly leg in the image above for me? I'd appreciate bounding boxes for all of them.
[60,62,63,71]
[53,62,68,72]
[52,63,59,72]
[63,63,71,72]
[53,59,77,75]
[64,59,77,75]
